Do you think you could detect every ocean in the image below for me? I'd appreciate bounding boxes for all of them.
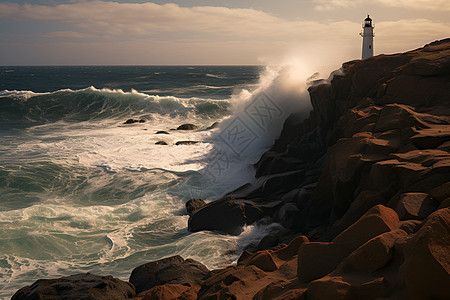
[0,65,312,298]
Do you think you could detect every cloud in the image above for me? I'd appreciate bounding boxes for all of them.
[313,0,450,11]
[0,1,360,42]
[0,1,448,65]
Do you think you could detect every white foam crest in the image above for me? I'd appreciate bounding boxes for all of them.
[236,219,285,252]
[206,73,228,79]
[0,89,50,100]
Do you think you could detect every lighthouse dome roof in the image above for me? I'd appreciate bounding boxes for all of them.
[365,15,372,21]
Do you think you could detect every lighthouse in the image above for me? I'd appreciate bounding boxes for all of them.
[360,15,374,60]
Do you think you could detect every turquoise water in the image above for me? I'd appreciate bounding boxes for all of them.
[0,66,268,298]
[0,65,313,298]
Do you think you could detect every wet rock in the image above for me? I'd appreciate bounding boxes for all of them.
[129,255,209,294]
[155,141,168,145]
[177,124,198,130]
[156,131,169,135]
[175,141,199,145]
[12,273,135,300]
[186,199,206,215]
[124,118,145,124]
[257,234,279,251]
[188,198,267,235]
[395,192,439,220]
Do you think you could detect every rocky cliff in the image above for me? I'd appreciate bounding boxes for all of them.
[13,39,450,300]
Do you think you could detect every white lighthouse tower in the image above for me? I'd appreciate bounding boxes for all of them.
[360,15,374,60]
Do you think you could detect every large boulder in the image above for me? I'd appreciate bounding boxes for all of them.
[400,207,450,300]
[12,273,135,300]
[298,205,399,282]
[338,229,408,273]
[129,255,209,294]
[332,205,400,249]
[188,198,267,235]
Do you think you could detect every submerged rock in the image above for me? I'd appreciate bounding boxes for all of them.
[175,141,199,145]
[177,124,198,130]
[12,273,135,300]
[124,118,145,124]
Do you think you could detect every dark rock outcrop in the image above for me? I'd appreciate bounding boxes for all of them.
[155,141,168,145]
[124,119,145,124]
[156,131,169,134]
[188,198,271,235]
[129,255,209,294]
[12,273,135,300]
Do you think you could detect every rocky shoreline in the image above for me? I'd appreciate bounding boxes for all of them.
[12,39,450,299]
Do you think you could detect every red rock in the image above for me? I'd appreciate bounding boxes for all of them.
[297,241,353,282]
[395,192,438,220]
[400,207,450,300]
[410,127,450,149]
[138,283,198,300]
[308,276,392,300]
[373,104,429,132]
[273,235,309,261]
[307,276,354,300]
[352,277,393,300]
[332,205,400,249]
[243,250,278,272]
[253,280,307,300]
[298,205,400,282]
[430,182,450,203]
[197,265,269,299]
[330,191,386,238]
[399,220,423,234]
[338,229,407,273]
[439,197,450,209]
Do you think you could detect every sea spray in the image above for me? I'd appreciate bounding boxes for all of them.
[0,64,318,298]
[190,63,314,198]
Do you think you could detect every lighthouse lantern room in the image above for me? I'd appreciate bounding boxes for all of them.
[360,15,374,60]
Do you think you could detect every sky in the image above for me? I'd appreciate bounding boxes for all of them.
[0,0,449,66]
